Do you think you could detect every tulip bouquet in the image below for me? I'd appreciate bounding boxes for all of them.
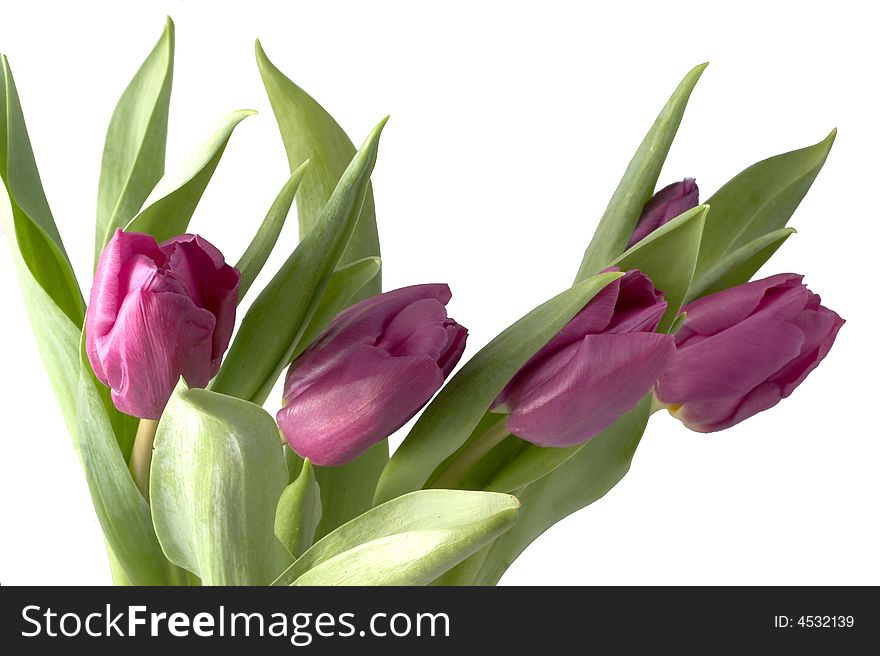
[1,19,843,586]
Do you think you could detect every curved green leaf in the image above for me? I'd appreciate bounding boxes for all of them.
[76,360,170,585]
[374,271,623,505]
[211,117,388,405]
[150,384,288,585]
[464,395,652,586]
[290,255,381,361]
[611,204,708,331]
[575,63,707,281]
[693,130,835,288]
[275,459,322,558]
[273,490,519,586]
[484,396,652,494]
[95,17,174,263]
[688,227,796,301]
[1,56,84,326]
[235,160,309,302]
[126,109,254,242]
[256,40,380,302]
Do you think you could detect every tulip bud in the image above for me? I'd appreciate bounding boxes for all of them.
[86,229,240,419]
[628,178,699,248]
[493,270,676,447]
[655,273,844,432]
[277,284,468,467]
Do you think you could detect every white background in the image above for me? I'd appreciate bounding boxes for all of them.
[1,0,877,585]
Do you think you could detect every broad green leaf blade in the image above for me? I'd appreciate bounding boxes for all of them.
[126,109,254,242]
[290,255,381,362]
[484,396,652,494]
[1,56,84,326]
[235,160,309,302]
[694,130,835,284]
[275,459,322,558]
[467,394,652,586]
[272,490,518,586]
[76,361,170,586]
[256,40,380,302]
[95,17,174,264]
[150,384,288,585]
[575,63,707,281]
[374,271,623,505]
[611,204,708,331]
[211,117,388,405]
[313,441,388,540]
[1,198,160,586]
[2,58,134,452]
[688,227,796,301]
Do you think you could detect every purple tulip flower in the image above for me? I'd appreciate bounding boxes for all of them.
[86,229,239,419]
[493,270,676,447]
[655,273,844,432]
[277,284,468,467]
[628,178,699,248]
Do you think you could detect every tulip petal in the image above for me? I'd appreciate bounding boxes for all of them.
[278,344,445,466]
[771,307,845,396]
[679,273,803,338]
[657,318,804,404]
[98,288,216,419]
[437,321,469,377]
[507,332,675,447]
[379,298,451,359]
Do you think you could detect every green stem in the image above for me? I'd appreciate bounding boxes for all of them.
[432,415,511,489]
[129,418,159,499]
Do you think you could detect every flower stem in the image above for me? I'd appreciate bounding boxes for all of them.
[129,418,159,499]
[432,415,511,489]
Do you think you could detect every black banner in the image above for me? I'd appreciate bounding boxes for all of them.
[1,586,876,653]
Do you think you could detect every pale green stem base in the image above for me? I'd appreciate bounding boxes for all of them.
[129,418,159,499]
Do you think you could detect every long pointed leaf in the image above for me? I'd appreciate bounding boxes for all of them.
[575,63,707,280]
[95,17,174,263]
[126,109,254,242]
[692,131,835,291]
[256,40,380,302]
[688,227,796,301]
[235,160,309,302]
[211,117,388,405]
[1,56,84,325]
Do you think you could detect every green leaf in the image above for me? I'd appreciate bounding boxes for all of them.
[312,441,389,540]
[126,109,254,242]
[374,271,623,505]
[692,130,835,292]
[575,63,707,281]
[483,397,651,494]
[1,55,84,326]
[275,459,322,558]
[76,360,170,585]
[235,160,309,302]
[611,204,708,331]
[290,256,381,362]
[688,227,796,301]
[463,395,652,586]
[211,116,388,405]
[273,490,519,586]
[150,383,288,585]
[94,17,174,264]
[2,57,135,454]
[256,39,380,302]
